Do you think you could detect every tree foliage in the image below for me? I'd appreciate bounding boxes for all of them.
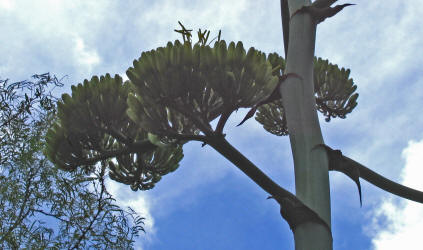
[0,74,144,249]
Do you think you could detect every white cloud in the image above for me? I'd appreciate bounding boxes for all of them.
[0,0,14,10]
[0,0,112,81]
[73,36,101,72]
[370,139,423,250]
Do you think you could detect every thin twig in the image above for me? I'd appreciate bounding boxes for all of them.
[71,164,107,249]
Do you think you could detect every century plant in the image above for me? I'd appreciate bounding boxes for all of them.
[45,2,423,248]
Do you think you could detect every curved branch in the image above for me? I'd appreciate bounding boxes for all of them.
[215,110,232,134]
[205,135,331,233]
[317,144,423,204]
[345,156,423,203]
[206,135,295,199]
[291,3,354,24]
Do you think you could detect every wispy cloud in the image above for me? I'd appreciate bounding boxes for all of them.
[369,139,423,249]
[0,0,14,10]
[72,36,101,73]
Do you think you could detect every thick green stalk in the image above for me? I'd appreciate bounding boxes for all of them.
[281,0,332,249]
[207,135,298,201]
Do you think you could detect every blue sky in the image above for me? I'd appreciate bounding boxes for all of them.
[2,0,423,249]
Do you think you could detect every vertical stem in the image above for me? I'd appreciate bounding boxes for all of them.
[281,0,332,249]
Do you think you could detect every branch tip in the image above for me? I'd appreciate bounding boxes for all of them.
[291,3,355,24]
[319,144,423,206]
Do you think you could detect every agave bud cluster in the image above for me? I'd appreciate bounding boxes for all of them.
[46,74,130,170]
[314,57,358,122]
[45,74,182,190]
[126,40,279,139]
[256,56,358,136]
[108,145,182,191]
